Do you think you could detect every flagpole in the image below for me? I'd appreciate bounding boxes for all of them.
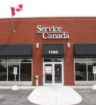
[10,6,16,32]
[11,17,16,32]
[10,3,23,32]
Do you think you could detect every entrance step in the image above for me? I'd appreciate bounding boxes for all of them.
[28,86,82,105]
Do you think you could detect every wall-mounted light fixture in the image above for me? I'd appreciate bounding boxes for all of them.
[13,29,16,33]
[67,42,71,48]
[36,43,39,48]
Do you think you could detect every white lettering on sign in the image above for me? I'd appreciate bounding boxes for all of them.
[48,50,59,54]
[37,25,70,39]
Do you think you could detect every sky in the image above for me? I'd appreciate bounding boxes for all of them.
[0,0,96,18]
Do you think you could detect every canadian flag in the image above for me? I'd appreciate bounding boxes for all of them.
[11,4,23,16]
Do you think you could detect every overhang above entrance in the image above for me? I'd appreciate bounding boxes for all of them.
[42,44,64,58]
[0,44,32,57]
[74,44,96,57]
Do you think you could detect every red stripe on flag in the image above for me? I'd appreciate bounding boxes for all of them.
[19,4,23,10]
[11,7,15,16]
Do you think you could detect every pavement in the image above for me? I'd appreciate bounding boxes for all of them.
[28,86,82,105]
[75,89,96,105]
[0,86,96,105]
[0,89,35,105]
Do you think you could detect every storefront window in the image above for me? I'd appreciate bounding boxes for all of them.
[75,58,96,81]
[0,58,32,81]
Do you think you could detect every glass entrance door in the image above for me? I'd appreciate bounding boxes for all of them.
[43,62,63,85]
[54,64,62,83]
[44,64,52,83]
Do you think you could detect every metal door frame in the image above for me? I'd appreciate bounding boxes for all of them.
[43,62,64,85]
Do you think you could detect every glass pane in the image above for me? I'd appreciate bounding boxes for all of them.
[0,63,7,81]
[20,63,31,81]
[20,59,32,62]
[44,59,51,62]
[87,58,96,62]
[8,63,19,81]
[45,64,52,83]
[75,58,86,62]
[44,58,62,62]
[8,59,19,62]
[75,63,86,81]
[0,59,7,62]
[55,64,62,83]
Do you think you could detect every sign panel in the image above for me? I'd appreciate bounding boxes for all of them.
[93,66,96,74]
[45,66,52,74]
[13,67,17,75]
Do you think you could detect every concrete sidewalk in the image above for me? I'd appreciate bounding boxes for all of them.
[28,86,82,105]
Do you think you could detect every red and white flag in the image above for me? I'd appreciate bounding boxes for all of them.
[11,4,23,16]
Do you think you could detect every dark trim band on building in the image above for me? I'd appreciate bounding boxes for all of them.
[74,44,96,57]
[0,44,32,58]
[42,44,64,58]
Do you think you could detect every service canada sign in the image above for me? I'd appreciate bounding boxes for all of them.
[37,25,70,39]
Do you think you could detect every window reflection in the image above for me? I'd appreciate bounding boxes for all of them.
[8,63,19,81]
[20,63,31,81]
[55,64,62,83]
[75,58,96,81]
[88,63,94,81]
[0,63,7,81]
[75,63,86,81]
